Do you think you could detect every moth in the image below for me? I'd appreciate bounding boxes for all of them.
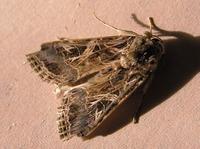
[26,14,164,140]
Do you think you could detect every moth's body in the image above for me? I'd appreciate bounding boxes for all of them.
[26,17,164,140]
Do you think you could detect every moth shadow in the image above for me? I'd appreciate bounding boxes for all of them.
[85,31,200,139]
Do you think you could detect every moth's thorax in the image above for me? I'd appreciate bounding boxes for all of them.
[120,34,164,71]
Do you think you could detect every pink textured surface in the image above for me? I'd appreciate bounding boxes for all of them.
[0,0,200,148]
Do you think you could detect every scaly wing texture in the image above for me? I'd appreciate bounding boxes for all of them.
[26,36,135,85]
[26,35,162,140]
[57,61,150,140]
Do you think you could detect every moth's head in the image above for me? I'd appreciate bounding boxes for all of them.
[121,34,164,70]
[133,34,164,68]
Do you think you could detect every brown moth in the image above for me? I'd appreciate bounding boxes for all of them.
[26,15,164,140]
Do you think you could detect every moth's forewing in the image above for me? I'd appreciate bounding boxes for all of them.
[26,36,134,85]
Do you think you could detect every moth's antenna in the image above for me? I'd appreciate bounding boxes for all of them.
[93,12,138,36]
[148,17,153,34]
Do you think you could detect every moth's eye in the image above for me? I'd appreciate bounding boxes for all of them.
[151,38,164,54]
[152,38,160,42]
[149,59,156,65]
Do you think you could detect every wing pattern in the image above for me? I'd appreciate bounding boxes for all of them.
[26,34,164,140]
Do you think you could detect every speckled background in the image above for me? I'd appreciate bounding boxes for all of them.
[0,0,200,148]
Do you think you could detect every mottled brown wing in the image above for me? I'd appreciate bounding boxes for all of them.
[57,62,150,140]
[26,36,134,85]
[26,34,164,141]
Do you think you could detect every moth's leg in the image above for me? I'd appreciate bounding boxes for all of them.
[93,12,138,36]
[148,17,169,34]
[131,14,156,31]
[131,14,170,36]
[133,75,154,123]
[132,89,144,123]
[131,14,149,29]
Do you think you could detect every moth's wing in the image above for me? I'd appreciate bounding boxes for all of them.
[26,36,134,85]
[57,64,151,140]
